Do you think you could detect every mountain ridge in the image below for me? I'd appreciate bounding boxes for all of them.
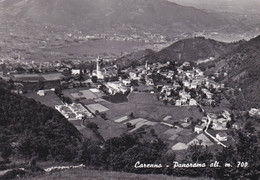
[0,0,247,35]
[116,37,241,67]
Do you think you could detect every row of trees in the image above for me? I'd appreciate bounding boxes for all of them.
[78,131,259,179]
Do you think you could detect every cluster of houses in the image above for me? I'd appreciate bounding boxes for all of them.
[124,60,223,107]
[169,110,232,151]
[55,103,93,120]
[194,110,231,142]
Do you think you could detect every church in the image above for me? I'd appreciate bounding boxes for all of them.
[92,57,117,80]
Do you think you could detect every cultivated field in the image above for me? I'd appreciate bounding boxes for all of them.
[63,88,105,103]
[101,92,203,122]
[41,73,64,81]
[24,91,63,108]
[83,117,127,141]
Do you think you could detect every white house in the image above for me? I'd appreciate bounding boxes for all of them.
[249,108,260,117]
[189,99,197,106]
[37,90,45,96]
[175,100,182,106]
[122,79,131,86]
[72,69,81,75]
[194,125,204,134]
[216,132,228,141]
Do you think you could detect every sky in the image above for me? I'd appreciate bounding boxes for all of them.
[168,0,260,14]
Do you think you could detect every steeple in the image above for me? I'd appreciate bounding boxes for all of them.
[96,56,102,79]
[145,61,148,70]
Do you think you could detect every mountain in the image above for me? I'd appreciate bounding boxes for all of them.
[145,37,241,63]
[0,0,248,35]
[116,37,240,67]
[168,0,260,14]
[218,35,260,109]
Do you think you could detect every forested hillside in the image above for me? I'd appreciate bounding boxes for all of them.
[0,81,82,162]
[206,35,260,109]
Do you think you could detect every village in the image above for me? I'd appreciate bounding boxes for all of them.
[0,55,255,152]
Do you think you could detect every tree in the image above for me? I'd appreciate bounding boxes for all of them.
[163,99,168,105]
[87,122,99,130]
[95,110,100,115]
[38,80,45,90]
[91,76,98,83]
[100,112,107,120]
[1,144,12,161]
[185,144,213,163]
[126,122,134,129]
[150,129,157,137]
[129,112,135,119]
[244,121,255,133]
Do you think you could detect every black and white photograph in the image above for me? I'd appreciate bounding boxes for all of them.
[0,0,259,179]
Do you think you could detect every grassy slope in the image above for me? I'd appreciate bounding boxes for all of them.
[22,168,210,180]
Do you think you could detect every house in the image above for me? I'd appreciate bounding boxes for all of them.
[249,108,260,118]
[194,125,204,134]
[183,61,190,67]
[201,117,208,124]
[222,110,231,121]
[212,121,227,130]
[183,80,190,87]
[175,100,182,106]
[202,88,213,99]
[163,115,172,121]
[72,69,81,75]
[189,99,197,106]
[205,79,221,89]
[195,69,204,76]
[190,81,198,89]
[146,78,154,86]
[122,79,131,86]
[37,90,45,96]
[179,90,191,99]
[217,118,227,124]
[177,68,183,74]
[180,97,188,104]
[160,122,174,128]
[105,81,129,95]
[216,132,228,141]
[129,71,141,80]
